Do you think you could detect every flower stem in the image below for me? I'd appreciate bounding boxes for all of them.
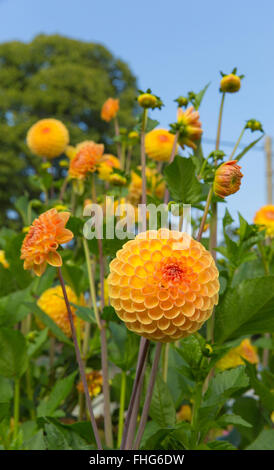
[191,382,203,447]
[164,130,179,204]
[228,127,245,161]
[162,343,169,382]
[13,378,20,440]
[82,238,102,330]
[114,117,122,163]
[133,342,162,450]
[120,337,149,449]
[208,93,225,342]
[140,109,148,232]
[57,267,103,449]
[197,187,213,242]
[117,371,127,447]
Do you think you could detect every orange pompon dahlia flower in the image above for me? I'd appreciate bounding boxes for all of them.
[37,285,85,337]
[77,370,103,398]
[69,142,104,180]
[254,205,274,238]
[216,338,259,371]
[108,229,219,343]
[145,129,178,162]
[21,209,73,276]
[27,119,69,159]
[213,160,243,198]
[101,98,119,122]
[177,106,203,150]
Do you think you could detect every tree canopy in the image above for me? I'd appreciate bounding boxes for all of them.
[0,34,137,225]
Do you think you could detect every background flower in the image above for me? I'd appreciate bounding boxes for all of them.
[27,118,69,159]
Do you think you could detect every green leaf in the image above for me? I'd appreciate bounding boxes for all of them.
[202,366,249,412]
[217,413,252,428]
[207,440,237,450]
[164,156,203,204]
[246,429,274,450]
[37,371,77,417]
[235,134,264,162]
[149,374,176,428]
[72,304,96,324]
[214,276,274,343]
[24,429,46,450]
[24,302,72,346]
[245,363,274,412]
[0,328,28,378]
[108,322,139,370]
[233,397,264,445]
[0,376,13,403]
[44,423,72,450]
[192,82,210,110]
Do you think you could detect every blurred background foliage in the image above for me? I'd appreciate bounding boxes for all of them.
[0,34,137,227]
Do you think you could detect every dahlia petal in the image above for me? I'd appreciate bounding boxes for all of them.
[46,251,62,267]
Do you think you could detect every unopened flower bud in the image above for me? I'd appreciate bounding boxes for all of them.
[109,173,127,186]
[175,96,189,108]
[246,119,263,132]
[213,160,243,198]
[138,93,158,109]
[128,131,139,141]
[220,73,241,93]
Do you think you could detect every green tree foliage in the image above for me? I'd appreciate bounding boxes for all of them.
[0,34,137,226]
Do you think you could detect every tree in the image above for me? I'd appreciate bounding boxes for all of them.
[0,34,137,226]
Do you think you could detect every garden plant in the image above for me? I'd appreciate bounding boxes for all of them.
[0,67,274,451]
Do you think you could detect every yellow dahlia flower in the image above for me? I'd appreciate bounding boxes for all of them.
[145,129,178,162]
[216,338,259,371]
[0,250,9,269]
[108,229,219,343]
[128,168,165,206]
[37,285,84,337]
[254,205,274,238]
[77,370,103,398]
[27,119,69,159]
[98,154,121,181]
[177,404,192,422]
[177,106,203,150]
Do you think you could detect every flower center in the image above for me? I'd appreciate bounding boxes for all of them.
[161,263,185,283]
[158,134,169,143]
[41,127,51,134]
[266,210,274,221]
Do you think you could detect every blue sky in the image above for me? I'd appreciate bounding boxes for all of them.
[0,0,273,225]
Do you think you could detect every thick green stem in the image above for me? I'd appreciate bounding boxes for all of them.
[140,109,148,232]
[117,371,127,447]
[191,382,203,447]
[82,238,102,330]
[13,378,20,439]
[162,343,169,382]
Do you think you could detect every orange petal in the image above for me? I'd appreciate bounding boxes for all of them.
[46,251,62,267]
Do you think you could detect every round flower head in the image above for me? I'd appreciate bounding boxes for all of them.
[0,250,9,269]
[145,129,178,162]
[216,339,258,371]
[254,205,274,238]
[98,154,121,181]
[220,73,241,93]
[21,208,73,276]
[213,160,243,198]
[177,106,203,150]
[37,285,84,337]
[69,142,104,180]
[138,93,158,109]
[108,229,219,343]
[27,119,69,159]
[101,98,119,122]
[77,370,103,398]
